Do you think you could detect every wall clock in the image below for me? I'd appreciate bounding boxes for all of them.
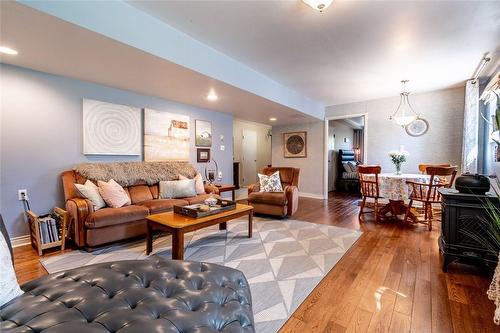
[405,118,429,137]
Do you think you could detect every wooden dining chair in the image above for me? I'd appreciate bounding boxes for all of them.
[418,164,451,174]
[405,166,458,230]
[358,165,382,220]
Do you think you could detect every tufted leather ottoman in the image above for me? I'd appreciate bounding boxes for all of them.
[0,257,254,333]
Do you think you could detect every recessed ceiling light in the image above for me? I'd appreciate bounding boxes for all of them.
[269,117,277,122]
[0,46,18,55]
[206,90,218,102]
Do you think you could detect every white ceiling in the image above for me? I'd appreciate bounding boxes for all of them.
[0,2,316,126]
[129,0,500,106]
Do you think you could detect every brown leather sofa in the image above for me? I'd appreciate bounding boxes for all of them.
[247,167,300,217]
[62,170,219,249]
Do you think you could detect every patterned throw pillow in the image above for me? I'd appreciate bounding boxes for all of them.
[258,171,283,192]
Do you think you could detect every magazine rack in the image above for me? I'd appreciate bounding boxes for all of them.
[26,207,69,256]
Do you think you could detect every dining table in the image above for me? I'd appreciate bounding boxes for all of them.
[365,173,432,221]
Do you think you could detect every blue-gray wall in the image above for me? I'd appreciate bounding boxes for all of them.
[0,64,234,237]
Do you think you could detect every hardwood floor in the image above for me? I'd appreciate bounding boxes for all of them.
[12,193,498,332]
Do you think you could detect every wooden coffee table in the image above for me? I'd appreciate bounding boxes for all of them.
[146,203,254,259]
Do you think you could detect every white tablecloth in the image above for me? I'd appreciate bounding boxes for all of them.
[365,173,431,201]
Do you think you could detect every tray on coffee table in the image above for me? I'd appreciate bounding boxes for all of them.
[173,199,236,218]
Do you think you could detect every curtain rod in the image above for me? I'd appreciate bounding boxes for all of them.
[471,56,491,84]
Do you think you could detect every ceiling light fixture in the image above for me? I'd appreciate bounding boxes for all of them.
[269,117,277,122]
[302,0,334,12]
[206,90,218,102]
[0,46,18,55]
[389,80,419,127]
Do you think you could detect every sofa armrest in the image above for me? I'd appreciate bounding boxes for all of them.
[284,185,299,216]
[248,183,260,195]
[204,183,220,195]
[66,198,93,247]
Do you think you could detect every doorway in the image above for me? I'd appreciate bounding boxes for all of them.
[324,114,368,198]
[241,129,257,186]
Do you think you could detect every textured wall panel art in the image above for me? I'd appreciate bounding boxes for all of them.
[144,108,190,161]
[83,99,141,155]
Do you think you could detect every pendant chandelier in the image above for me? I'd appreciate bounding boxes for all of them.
[390,80,419,127]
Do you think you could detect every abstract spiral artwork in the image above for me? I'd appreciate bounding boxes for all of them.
[144,108,190,161]
[82,99,141,155]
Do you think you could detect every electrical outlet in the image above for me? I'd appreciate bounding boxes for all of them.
[18,189,28,201]
[220,145,225,151]
[218,171,223,180]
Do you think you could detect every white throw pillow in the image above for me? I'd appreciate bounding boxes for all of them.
[74,180,106,210]
[179,173,205,195]
[258,171,283,192]
[159,179,197,199]
[0,232,23,307]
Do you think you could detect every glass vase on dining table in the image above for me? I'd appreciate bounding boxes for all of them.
[394,162,402,175]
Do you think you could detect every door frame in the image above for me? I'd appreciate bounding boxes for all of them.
[323,113,369,199]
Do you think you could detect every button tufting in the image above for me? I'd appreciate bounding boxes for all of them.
[2,259,254,333]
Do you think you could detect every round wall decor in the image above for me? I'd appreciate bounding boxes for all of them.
[405,118,429,137]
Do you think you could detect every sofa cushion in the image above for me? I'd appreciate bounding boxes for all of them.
[248,191,287,206]
[128,185,153,204]
[86,205,149,229]
[139,199,189,214]
[185,194,220,205]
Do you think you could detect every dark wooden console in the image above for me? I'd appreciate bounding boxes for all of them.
[439,188,499,272]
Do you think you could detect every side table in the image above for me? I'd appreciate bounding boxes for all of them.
[214,184,236,201]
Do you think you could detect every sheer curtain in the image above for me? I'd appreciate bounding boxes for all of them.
[461,80,480,173]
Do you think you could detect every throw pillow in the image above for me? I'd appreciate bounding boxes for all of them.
[97,179,131,208]
[347,161,357,172]
[258,171,283,192]
[0,232,23,307]
[179,173,205,195]
[342,162,352,173]
[159,179,197,199]
[74,180,106,210]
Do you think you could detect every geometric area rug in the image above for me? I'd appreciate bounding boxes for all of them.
[40,217,362,333]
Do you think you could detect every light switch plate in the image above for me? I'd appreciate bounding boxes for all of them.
[220,145,225,151]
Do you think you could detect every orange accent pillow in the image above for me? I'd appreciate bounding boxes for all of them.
[179,173,205,195]
[97,179,131,208]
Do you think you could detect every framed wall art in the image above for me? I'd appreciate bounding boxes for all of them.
[144,108,190,161]
[195,120,212,147]
[82,99,141,155]
[197,148,211,163]
[283,131,307,158]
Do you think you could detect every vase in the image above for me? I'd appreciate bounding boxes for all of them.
[394,163,402,175]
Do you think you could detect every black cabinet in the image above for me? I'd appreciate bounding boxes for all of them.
[439,188,499,272]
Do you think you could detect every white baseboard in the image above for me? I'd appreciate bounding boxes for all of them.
[11,235,31,248]
[299,192,325,200]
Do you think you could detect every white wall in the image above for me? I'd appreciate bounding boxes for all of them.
[330,120,355,151]
[325,87,465,174]
[233,119,272,186]
[271,121,324,198]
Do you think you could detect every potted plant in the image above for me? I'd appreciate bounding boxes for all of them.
[461,176,500,325]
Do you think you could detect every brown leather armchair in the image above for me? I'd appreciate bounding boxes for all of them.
[247,167,300,217]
